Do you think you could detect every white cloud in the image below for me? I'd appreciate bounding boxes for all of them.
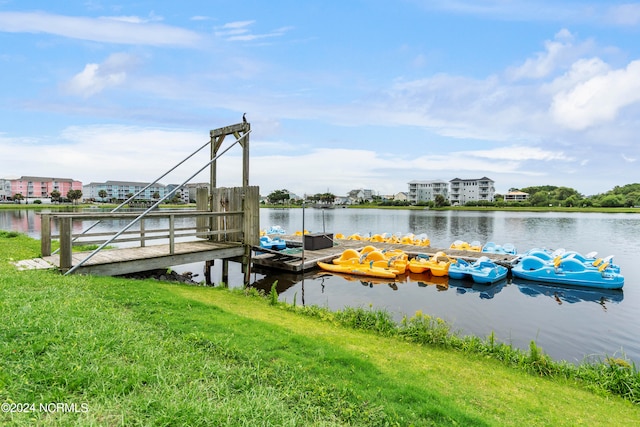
[101,12,163,24]
[507,29,575,80]
[0,11,200,46]
[214,20,292,42]
[62,53,140,97]
[550,60,640,130]
[465,145,572,162]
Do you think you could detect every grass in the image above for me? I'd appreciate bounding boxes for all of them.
[1,232,639,426]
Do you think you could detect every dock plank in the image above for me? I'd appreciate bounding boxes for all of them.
[12,258,56,271]
[30,240,245,276]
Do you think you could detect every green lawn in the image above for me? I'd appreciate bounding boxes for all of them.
[1,232,639,425]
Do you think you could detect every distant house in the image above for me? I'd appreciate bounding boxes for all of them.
[347,189,374,203]
[394,192,409,202]
[334,196,350,205]
[504,190,529,202]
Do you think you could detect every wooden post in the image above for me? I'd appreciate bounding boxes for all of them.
[222,259,229,285]
[196,187,209,238]
[140,218,146,247]
[169,215,175,254]
[59,217,72,272]
[243,248,252,287]
[40,214,51,256]
[241,123,250,187]
[204,260,214,285]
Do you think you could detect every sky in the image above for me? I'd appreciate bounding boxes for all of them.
[1,1,640,198]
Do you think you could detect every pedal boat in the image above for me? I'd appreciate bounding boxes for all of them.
[511,254,624,289]
[448,256,508,284]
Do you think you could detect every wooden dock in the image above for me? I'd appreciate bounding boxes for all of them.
[20,240,245,276]
[252,235,519,273]
[22,183,260,284]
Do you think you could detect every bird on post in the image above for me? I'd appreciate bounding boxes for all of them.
[242,113,247,124]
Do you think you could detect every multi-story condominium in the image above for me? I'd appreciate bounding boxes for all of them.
[181,182,211,203]
[83,180,170,202]
[407,180,449,204]
[449,177,495,205]
[166,183,210,204]
[7,176,82,202]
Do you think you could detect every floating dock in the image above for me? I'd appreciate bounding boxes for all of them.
[252,235,518,273]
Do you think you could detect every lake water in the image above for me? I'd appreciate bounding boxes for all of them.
[2,207,639,365]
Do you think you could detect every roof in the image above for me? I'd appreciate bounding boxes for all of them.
[18,176,76,182]
[449,177,494,183]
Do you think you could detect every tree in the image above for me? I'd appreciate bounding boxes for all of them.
[13,193,24,203]
[434,194,448,207]
[318,193,336,204]
[67,189,83,204]
[267,189,291,204]
[50,190,61,203]
[98,190,108,202]
[528,192,550,207]
[600,195,624,207]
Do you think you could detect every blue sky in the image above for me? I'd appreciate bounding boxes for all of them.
[1,1,640,197]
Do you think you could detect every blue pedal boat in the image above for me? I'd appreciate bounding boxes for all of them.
[511,254,624,289]
[259,235,287,251]
[481,242,517,255]
[448,256,508,284]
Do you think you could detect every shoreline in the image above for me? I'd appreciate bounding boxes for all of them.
[3,202,638,214]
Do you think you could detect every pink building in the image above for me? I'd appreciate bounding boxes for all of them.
[10,176,83,201]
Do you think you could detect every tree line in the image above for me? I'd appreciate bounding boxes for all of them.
[265,184,640,208]
[11,189,83,204]
[494,184,640,208]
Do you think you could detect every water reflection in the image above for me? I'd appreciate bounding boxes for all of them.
[447,278,508,299]
[514,280,624,308]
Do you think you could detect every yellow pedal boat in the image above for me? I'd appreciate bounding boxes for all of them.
[408,252,452,276]
[317,261,398,279]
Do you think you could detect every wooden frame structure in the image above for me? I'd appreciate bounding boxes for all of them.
[38,121,260,286]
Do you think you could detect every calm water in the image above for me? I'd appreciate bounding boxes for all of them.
[2,207,639,364]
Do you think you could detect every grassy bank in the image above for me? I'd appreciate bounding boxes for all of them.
[1,233,639,425]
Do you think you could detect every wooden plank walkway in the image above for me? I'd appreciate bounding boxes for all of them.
[14,241,245,276]
[252,235,518,272]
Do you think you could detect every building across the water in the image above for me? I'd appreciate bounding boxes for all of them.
[504,190,529,202]
[83,180,210,203]
[0,176,82,203]
[449,177,495,205]
[407,177,495,205]
[407,180,449,204]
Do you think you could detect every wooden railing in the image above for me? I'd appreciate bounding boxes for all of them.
[39,210,246,272]
[39,186,260,274]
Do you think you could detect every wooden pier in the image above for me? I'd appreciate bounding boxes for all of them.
[32,186,258,279]
[35,240,245,276]
[252,235,519,273]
